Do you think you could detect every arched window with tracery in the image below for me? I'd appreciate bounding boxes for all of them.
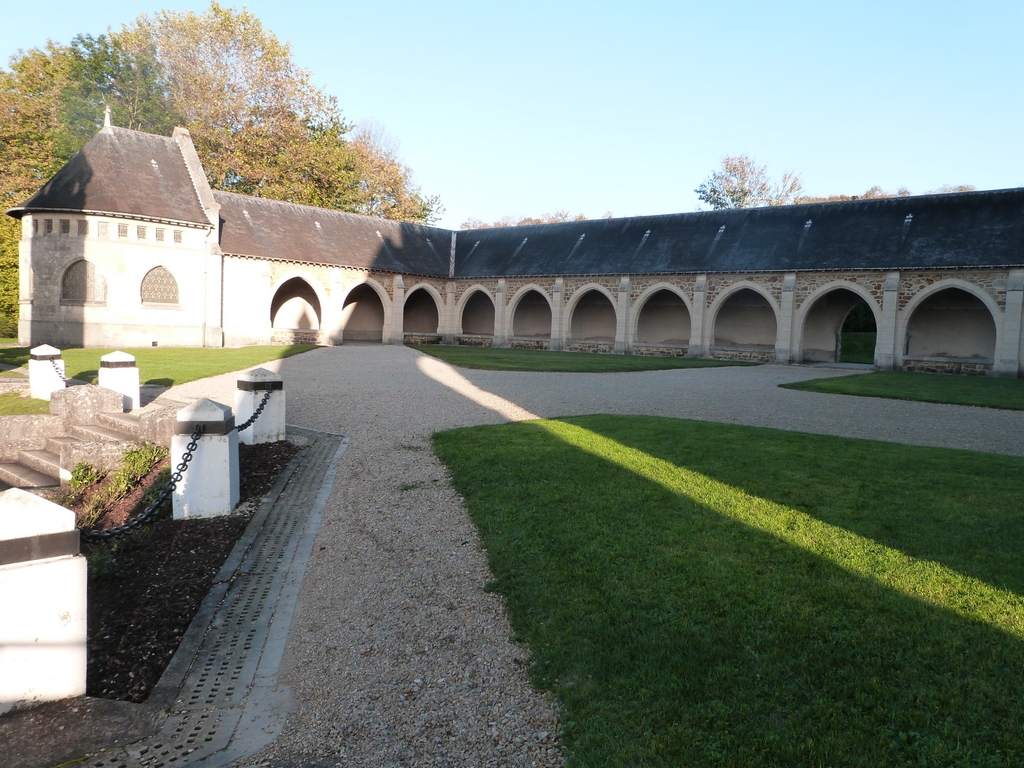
[141,266,179,304]
[61,260,105,304]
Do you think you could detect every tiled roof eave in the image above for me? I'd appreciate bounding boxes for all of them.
[220,251,447,277]
[6,205,211,229]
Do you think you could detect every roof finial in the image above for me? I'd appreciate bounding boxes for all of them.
[103,106,112,128]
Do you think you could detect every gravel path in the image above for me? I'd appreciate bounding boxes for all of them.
[167,345,1024,767]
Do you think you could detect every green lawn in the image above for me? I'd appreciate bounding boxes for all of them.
[838,331,875,364]
[434,415,1024,767]
[783,370,1024,410]
[0,392,50,415]
[410,344,753,372]
[0,345,317,387]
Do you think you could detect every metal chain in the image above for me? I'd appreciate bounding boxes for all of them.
[50,358,67,383]
[80,425,204,542]
[233,389,273,433]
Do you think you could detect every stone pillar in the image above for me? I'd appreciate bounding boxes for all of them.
[876,272,901,370]
[688,275,708,358]
[172,399,240,520]
[0,488,86,714]
[443,282,457,344]
[493,279,508,347]
[615,276,631,354]
[995,269,1023,378]
[775,274,797,364]
[29,344,65,401]
[550,279,565,351]
[98,350,139,411]
[390,275,405,345]
[235,368,285,444]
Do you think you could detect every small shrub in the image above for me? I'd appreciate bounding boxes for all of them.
[69,462,103,490]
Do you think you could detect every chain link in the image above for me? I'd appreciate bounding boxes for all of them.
[50,358,67,383]
[234,389,273,433]
[80,425,204,542]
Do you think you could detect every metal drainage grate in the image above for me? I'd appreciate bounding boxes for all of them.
[78,429,347,767]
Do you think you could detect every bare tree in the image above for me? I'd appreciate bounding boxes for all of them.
[695,154,804,209]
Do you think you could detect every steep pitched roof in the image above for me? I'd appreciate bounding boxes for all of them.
[455,188,1024,277]
[7,127,210,226]
[214,192,451,276]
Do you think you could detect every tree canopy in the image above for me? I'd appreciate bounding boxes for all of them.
[461,210,609,230]
[0,2,441,335]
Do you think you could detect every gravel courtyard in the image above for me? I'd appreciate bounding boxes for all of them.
[166,345,1024,766]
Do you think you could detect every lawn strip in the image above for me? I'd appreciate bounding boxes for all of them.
[0,391,50,415]
[0,344,318,386]
[410,344,753,372]
[783,370,1024,410]
[434,415,1024,767]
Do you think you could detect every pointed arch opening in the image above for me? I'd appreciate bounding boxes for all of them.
[569,289,616,342]
[461,291,495,336]
[635,289,691,347]
[404,287,440,334]
[141,266,179,305]
[801,288,877,364]
[512,290,552,339]
[271,277,321,330]
[712,288,777,355]
[341,283,385,342]
[905,287,996,363]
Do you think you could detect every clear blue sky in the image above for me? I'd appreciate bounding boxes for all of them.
[4,1,1022,229]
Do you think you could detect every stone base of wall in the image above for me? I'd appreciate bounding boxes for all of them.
[272,330,328,345]
[633,344,689,358]
[405,333,442,345]
[456,335,493,347]
[709,345,775,363]
[902,358,993,376]
[564,340,615,354]
[509,338,550,350]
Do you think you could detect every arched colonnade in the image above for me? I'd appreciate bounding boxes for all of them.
[259,268,1024,376]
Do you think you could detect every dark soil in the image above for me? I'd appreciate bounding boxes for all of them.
[82,440,300,702]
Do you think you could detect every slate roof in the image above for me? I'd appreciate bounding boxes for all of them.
[214,192,451,276]
[7,127,209,226]
[455,188,1024,277]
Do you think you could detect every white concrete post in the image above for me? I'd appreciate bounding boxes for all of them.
[29,344,65,401]
[550,279,565,351]
[0,488,86,714]
[775,274,797,364]
[98,350,139,411]
[688,275,707,358]
[615,276,631,354]
[235,368,285,445]
[995,269,1023,378]
[172,399,240,520]
[877,272,901,370]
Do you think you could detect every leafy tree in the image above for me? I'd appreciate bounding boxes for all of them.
[695,154,803,210]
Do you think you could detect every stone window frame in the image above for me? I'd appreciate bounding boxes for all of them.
[60,219,70,234]
[60,259,107,306]
[156,227,165,242]
[140,265,181,308]
[32,219,38,235]
[45,219,53,234]
[118,223,128,239]
[137,225,147,240]
[77,220,88,236]
[98,221,109,239]
[173,230,183,244]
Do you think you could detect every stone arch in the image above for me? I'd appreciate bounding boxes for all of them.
[340,280,388,342]
[458,287,495,336]
[271,276,322,330]
[709,282,779,351]
[632,283,692,346]
[795,281,881,363]
[140,266,179,305]
[510,285,553,338]
[61,259,106,304]
[567,285,618,342]
[900,280,999,363]
[404,284,442,334]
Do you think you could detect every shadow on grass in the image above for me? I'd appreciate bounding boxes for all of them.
[435,416,1024,767]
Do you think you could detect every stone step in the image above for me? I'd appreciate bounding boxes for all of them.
[0,462,58,489]
[18,449,66,481]
[96,410,142,437]
[70,424,136,443]
[45,435,81,455]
